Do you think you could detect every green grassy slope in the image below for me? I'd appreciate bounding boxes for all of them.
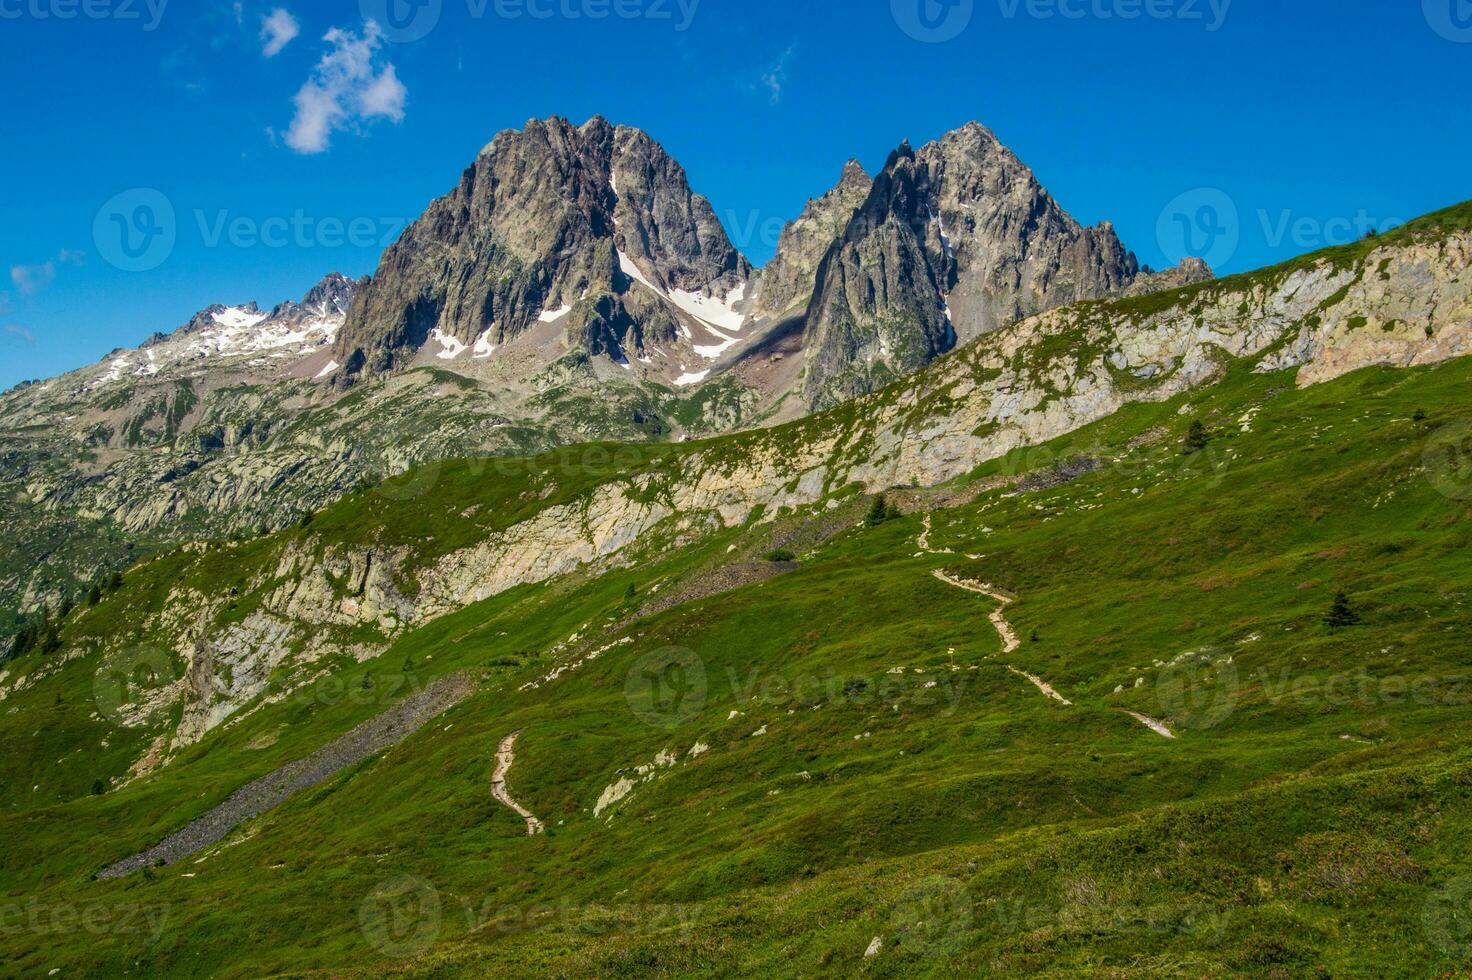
[2,341,1472,975]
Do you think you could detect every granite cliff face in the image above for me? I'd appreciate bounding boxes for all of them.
[800,143,956,410]
[799,123,1186,409]
[333,116,751,380]
[752,159,873,323]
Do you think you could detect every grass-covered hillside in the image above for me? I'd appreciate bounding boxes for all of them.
[3,324,1472,975]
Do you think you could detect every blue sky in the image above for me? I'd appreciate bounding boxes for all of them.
[1,0,1469,388]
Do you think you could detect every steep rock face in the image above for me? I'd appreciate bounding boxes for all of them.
[917,122,1141,338]
[801,144,956,410]
[753,160,872,323]
[800,122,1147,409]
[609,126,750,294]
[333,116,750,380]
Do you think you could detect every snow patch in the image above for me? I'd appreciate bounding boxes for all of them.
[538,303,572,323]
[430,329,467,360]
[930,206,956,260]
[617,250,749,340]
[669,281,747,333]
[212,307,268,329]
[674,369,710,387]
[472,329,497,359]
[314,359,339,380]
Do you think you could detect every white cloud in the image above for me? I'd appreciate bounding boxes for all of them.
[10,250,82,297]
[759,44,797,105]
[284,21,406,155]
[260,7,300,57]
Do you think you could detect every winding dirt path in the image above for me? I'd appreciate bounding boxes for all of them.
[1007,667,1073,706]
[492,731,544,836]
[917,515,944,554]
[933,570,1072,705]
[932,568,1179,736]
[1121,710,1176,739]
[932,570,1021,653]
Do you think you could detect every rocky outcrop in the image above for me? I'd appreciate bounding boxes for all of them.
[1121,258,1214,297]
[96,672,475,878]
[752,160,872,322]
[800,143,956,410]
[268,271,364,322]
[915,123,1142,339]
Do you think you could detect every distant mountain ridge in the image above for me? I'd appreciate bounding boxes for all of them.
[332,116,1207,408]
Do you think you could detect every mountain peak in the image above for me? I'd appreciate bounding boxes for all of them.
[333,115,749,381]
[838,158,870,188]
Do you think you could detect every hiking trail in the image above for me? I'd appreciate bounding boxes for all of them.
[931,568,1180,734]
[492,731,545,836]
[1120,710,1176,739]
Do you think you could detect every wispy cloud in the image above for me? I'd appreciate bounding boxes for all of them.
[3,324,35,346]
[759,43,797,105]
[285,21,406,155]
[260,7,299,57]
[10,250,83,297]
